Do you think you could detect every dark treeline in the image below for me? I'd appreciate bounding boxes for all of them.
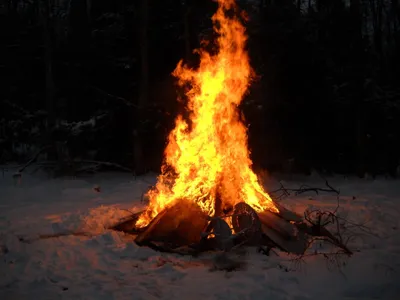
[1,0,400,177]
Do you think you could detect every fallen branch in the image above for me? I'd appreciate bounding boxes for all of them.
[109,210,146,234]
[269,180,353,255]
[17,146,51,174]
[300,194,353,255]
[26,159,133,175]
[270,180,340,198]
[74,160,133,173]
[89,85,136,107]
[18,231,94,244]
[142,241,199,256]
[17,209,146,244]
[289,249,350,275]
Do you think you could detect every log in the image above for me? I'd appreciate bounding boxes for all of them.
[258,209,309,254]
[207,217,233,250]
[231,202,262,245]
[135,200,209,248]
[274,203,303,223]
[258,210,298,239]
[261,224,308,255]
[110,210,146,234]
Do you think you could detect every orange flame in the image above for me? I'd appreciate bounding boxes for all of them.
[136,0,278,228]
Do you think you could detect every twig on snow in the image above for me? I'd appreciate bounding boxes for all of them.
[74,160,133,173]
[18,231,94,244]
[17,146,51,174]
[269,179,340,199]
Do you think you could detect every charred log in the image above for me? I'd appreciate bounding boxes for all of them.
[110,210,146,234]
[135,200,209,248]
[260,224,308,255]
[231,202,262,245]
[205,217,233,250]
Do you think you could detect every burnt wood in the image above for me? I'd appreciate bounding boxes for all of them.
[135,200,209,248]
[110,210,146,234]
[231,202,262,245]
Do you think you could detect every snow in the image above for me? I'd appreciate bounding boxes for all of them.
[1,167,400,299]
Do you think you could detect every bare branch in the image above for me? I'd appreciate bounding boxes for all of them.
[17,145,51,174]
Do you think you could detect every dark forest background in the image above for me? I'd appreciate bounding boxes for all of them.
[1,0,400,178]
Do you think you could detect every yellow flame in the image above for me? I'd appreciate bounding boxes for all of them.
[136,0,278,228]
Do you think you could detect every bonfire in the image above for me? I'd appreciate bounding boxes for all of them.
[113,0,352,257]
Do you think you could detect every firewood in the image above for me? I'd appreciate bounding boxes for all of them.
[274,203,303,222]
[260,224,308,255]
[258,210,298,239]
[257,208,309,254]
[135,200,209,248]
[207,217,233,250]
[110,210,146,234]
[231,202,262,245]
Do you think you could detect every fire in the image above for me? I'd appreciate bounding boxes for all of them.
[136,0,278,228]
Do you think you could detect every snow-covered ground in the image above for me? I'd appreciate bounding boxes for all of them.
[1,167,400,300]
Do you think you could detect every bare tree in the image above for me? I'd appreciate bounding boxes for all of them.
[86,0,91,25]
[38,0,55,127]
[133,0,149,175]
[394,0,400,26]
[369,0,384,69]
[349,0,367,177]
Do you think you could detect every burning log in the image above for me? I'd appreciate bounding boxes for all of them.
[107,0,353,260]
[107,197,353,257]
[226,203,307,254]
[110,210,146,234]
[204,217,234,251]
[135,200,209,248]
[231,202,262,245]
[125,202,309,255]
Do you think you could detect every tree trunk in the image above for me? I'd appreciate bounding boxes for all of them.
[9,0,17,16]
[350,0,366,177]
[376,0,384,72]
[69,0,90,49]
[395,0,400,26]
[259,0,265,11]
[369,0,384,72]
[86,0,92,24]
[40,0,55,126]
[68,0,90,119]
[134,0,149,175]
[37,0,57,162]
[393,0,400,60]
[0,0,8,14]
